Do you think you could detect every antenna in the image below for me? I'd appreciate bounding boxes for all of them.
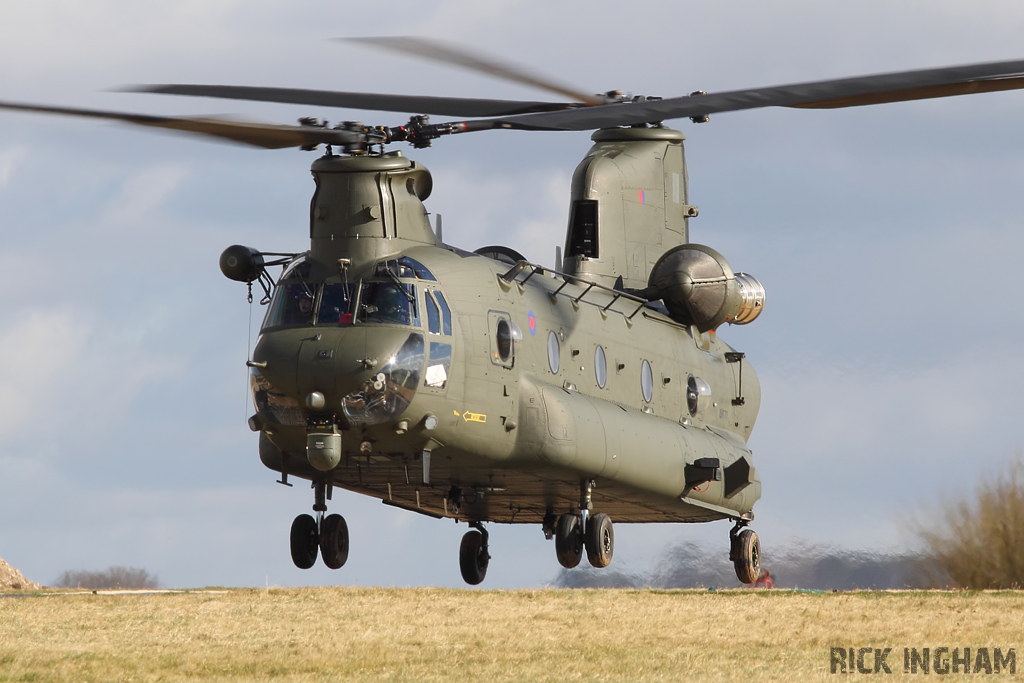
[435,214,443,246]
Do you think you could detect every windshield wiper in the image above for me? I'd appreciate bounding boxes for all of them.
[384,267,415,303]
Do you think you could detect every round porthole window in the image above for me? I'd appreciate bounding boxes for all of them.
[496,319,513,362]
[595,345,607,388]
[547,330,560,374]
[687,375,712,416]
[641,359,653,403]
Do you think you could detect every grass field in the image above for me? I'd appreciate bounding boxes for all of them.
[1,588,1020,681]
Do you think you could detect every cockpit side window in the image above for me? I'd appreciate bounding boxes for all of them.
[264,282,315,327]
[425,291,440,334]
[397,256,436,281]
[318,283,356,325]
[434,291,452,335]
[357,281,419,326]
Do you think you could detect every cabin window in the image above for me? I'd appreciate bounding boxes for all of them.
[595,345,607,388]
[488,312,520,368]
[318,283,356,324]
[357,281,419,326]
[566,199,599,258]
[641,359,654,403]
[547,331,560,374]
[496,319,513,362]
[687,375,712,416]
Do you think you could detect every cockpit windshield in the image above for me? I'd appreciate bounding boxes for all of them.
[357,281,418,326]
[264,283,315,327]
[261,255,427,330]
[318,283,356,324]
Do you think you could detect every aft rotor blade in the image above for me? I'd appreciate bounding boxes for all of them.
[341,36,604,106]
[489,58,1024,131]
[129,84,577,117]
[0,101,366,149]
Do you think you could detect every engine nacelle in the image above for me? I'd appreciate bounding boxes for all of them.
[646,244,765,331]
[219,245,265,283]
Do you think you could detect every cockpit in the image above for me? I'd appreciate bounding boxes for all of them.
[261,256,446,331]
[252,254,456,430]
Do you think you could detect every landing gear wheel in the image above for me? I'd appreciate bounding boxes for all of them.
[459,529,489,585]
[585,512,614,568]
[732,529,761,584]
[290,514,319,569]
[555,513,584,569]
[319,514,349,569]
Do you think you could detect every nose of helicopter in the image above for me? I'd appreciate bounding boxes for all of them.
[251,326,423,424]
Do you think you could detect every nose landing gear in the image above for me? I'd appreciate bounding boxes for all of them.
[289,479,350,571]
[289,514,319,569]
[319,514,350,569]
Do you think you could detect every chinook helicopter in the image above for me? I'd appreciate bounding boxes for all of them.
[5,39,1024,585]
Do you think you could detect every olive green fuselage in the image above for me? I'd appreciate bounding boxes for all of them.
[250,131,761,526]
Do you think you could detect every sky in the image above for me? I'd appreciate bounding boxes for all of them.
[2,0,1024,589]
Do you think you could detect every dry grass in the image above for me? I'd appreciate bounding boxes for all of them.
[1,587,1021,681]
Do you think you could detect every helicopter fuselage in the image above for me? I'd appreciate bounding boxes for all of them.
[247,132,762,528]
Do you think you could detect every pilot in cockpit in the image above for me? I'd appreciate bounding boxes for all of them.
[360,282,414,325]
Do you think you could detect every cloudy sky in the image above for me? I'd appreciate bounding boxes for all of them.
[2,0,1024,589]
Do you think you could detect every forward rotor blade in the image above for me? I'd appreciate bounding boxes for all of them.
[490,58,1024,131]
[0,101,365,149]
[341,36,603,106]
[129,84,577,118]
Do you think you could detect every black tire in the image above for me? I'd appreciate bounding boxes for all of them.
[733,529,761,584]
[319,514,349,570]
[555,513,584,569]
[290,514,319,570]
[459,530,489,585]
[585,512,614,568]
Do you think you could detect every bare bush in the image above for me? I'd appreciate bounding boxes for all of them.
[918,456,1024,589]
[54,566,160,590]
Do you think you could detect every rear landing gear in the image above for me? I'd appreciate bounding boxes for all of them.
[459,523,490,585]
[730,521,760,584]
[290,480,349,570]
[555,513,584,568]
[290,514,319,569]
[585,512,614,568]
[554,480,616,570]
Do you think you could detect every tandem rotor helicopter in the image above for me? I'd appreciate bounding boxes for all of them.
[5,38,1024,585]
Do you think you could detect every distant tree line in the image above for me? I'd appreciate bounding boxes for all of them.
[54,566,159,590]
[553,542,931,591]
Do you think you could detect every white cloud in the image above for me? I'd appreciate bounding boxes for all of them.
[101,164,189,230]
[0,147,27,187]
[0,312,89,439]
